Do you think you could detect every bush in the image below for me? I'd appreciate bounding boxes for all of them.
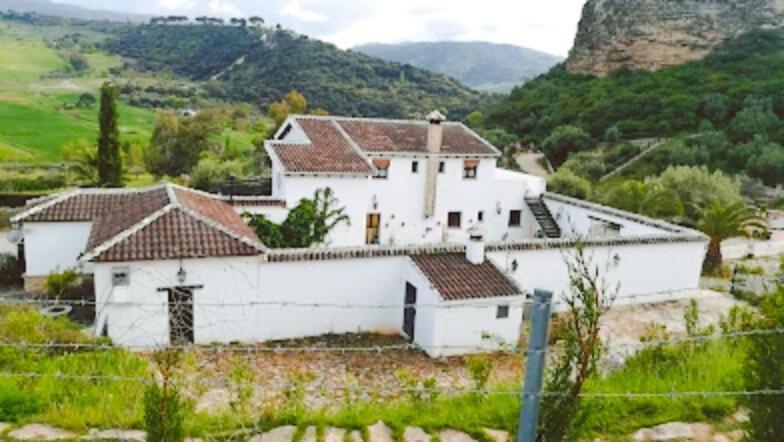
[0,254,22,287]
[744,289,784,440]
[45,268,78,300]
[466,355,493,392]
[547,169,592,200]
[0,386,42,422]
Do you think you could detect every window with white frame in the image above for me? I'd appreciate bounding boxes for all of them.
[111,267,130,287]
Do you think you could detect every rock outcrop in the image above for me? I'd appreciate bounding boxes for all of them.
[566,0,784,76]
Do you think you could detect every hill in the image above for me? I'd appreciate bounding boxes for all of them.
[487,29,784,186]
[0,0,149,23]
[567,0,784,76]
[355,41,562,93]
[103,25,485,118]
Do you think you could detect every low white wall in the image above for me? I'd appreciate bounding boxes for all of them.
[94,256,410,347]
[23,222,92,277]
[545,198,671,237]
[488,240,707,308]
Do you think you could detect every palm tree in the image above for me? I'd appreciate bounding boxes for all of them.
[697,202,767,275]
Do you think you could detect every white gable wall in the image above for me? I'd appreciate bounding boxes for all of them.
[23,221,92,277]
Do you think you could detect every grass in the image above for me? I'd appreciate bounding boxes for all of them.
[0,19,156,164]
[0,307,750,439]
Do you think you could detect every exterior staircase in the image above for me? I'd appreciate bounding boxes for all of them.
[525,197,561,238]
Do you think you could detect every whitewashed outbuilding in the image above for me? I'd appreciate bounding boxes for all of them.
[10,112,708,357]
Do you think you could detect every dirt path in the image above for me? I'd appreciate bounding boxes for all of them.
[515,152,551,178]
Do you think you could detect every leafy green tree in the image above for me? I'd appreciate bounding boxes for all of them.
[601,180,684,221]
[464,111,484,128]
[697,202,767,274]
[744,288,784,440]
[562,152,606,181]
[649,166,742,225]
[541,125,593,167]
[727,107,780,144]
[246,188,349,248]
[145,109,222,177]
[189,155,246,192]
[738,137,784,186]
[547,169,592,200]
[698,93,730,125]
[603,126,621,142]
[62,139,98,185]
[97,82,123,187]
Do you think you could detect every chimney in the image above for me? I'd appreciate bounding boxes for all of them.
[424,110,446,217]
[466,226,485,265]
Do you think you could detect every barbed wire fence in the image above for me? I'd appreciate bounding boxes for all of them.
[0,283,779,440]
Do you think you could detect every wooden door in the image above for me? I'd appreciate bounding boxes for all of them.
[168,287,194,345]
[366,213,381,245]
[403,282,417,342]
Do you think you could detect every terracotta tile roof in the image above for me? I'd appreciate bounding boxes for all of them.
[14,184,266,262]
[411,253,521,301]
[268,116,499,175]
[92,208,259,262]
[337,119,497,155]
[86,188,170,250]
[173,187,259,240]
[269,119,373,174]
[22,190,163,222]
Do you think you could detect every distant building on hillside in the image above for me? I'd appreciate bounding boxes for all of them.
[11,111,708,357]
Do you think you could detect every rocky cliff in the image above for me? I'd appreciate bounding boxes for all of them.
[566,0,784,76]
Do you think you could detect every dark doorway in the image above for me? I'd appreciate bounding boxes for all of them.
[168,287,194,345]
[403,282,417,342]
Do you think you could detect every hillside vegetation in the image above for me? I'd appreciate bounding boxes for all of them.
[355,41,562,93]
[102,24,484,118]
[486,29,784,186]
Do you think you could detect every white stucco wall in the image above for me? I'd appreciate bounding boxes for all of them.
[23,222,92,276]
[488,240,707,309]
[545,198,672,237]
[94,256,411,348]
[274,158,545,247]
[402,258,525,357]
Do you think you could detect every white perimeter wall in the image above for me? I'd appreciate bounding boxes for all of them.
[545,199,671,237]
[94,256,410,348]
[488,240,707,308]
[23,222,92,277]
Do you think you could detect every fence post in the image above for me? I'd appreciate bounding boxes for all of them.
[517,289,553,442]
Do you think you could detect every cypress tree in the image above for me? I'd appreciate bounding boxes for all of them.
[97,82,122,187]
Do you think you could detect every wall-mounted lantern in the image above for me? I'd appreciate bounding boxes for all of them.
[176,265,187,284]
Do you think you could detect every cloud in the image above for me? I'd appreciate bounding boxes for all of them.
[281,0,328,22]
[158,0,195,10]
[207,0,243,16]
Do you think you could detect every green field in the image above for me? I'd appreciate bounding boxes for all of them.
[0,20,156,164]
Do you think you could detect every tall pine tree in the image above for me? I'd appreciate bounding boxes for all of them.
[97,82,122,187]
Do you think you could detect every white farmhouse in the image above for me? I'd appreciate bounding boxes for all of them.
[11,112,708,357]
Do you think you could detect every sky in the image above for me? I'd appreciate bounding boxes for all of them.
[52,0,586,56]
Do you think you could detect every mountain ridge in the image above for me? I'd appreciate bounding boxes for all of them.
[0,0,150,22]
[355,41,562,93]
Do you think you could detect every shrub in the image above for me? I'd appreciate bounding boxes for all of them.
[547,169,592,200]
[0,254,22,287]
[45,268,78,300]
[144,350,186,442]
[466,355,493,392]
[0,386,42,422]
[744,289,784,440]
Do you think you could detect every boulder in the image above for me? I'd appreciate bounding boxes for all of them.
[633,422,693,441]
[324,427,346,442]
[403,427,431,442]
[248,425,297,442]
[8,424,77,441]
[367,421,393,442]
[438,430,477,442]
[301,426,317,442]
[84,428,146,441]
